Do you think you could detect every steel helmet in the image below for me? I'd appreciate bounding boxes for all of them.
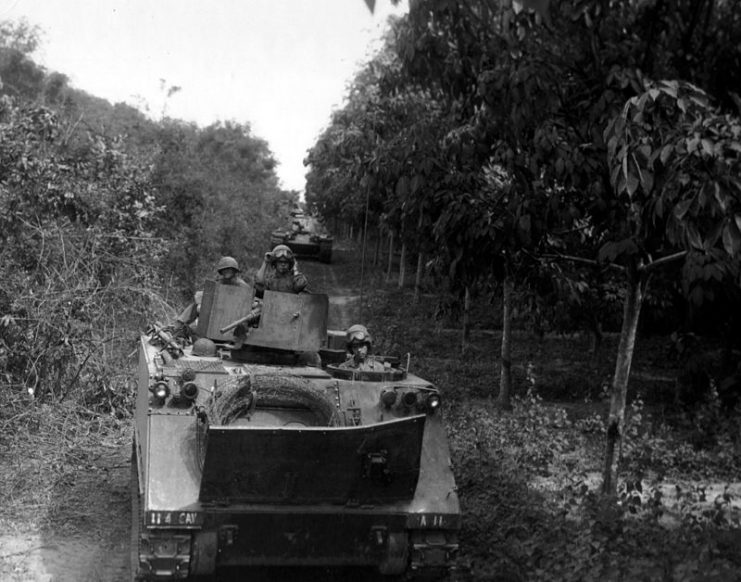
[192,338,217,357]
[271,245,294,263]
[216,256,240,272]
[346,324,372,346]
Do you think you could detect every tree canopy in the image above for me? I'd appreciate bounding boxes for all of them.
[307,0,741,492]
[0,19,296,401]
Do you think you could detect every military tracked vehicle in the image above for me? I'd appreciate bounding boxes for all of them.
[132,281,460,580]
[270,210,333,263]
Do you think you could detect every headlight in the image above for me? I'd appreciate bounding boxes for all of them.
[402,391,418,408]
[180,381,198,401]
[151,381,170,400]
[424,392,441,413]
[380,389,397,409]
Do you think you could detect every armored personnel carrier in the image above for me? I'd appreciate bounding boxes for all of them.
[132,281,460,580]
[270,210,333,263]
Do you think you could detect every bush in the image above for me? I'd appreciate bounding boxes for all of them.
[0,97,170,411]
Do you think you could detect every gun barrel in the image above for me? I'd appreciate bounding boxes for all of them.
[219,315,250,333]
[220,313,255,334]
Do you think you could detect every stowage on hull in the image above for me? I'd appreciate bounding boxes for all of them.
[132,288,460,580]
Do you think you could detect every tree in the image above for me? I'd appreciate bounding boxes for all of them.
[0,19,41,54]
[151,118,287,294]
[601,80,741,493]
[394,0,741,482]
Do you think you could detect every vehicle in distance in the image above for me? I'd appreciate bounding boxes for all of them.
[270,210,333,263]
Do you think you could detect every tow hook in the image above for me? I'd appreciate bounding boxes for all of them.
[363,450,392,484]
[219,525,239,547]
[370,526,388,547]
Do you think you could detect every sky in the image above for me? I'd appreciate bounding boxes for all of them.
[1,0,407,192]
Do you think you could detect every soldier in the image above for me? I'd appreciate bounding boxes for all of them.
[233,246,308,341]
[173,256,247,338]
[173,290,203,337]
[215,256,249,287]
[254,245,308,298]
[340,324,386,371]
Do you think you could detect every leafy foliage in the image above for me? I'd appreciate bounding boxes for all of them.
[0,23,294,407]
[0,96,167,404]
[151,119,292,295]
[367,283,741,581]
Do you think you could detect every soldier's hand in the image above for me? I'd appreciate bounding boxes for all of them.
[264,252,272,261]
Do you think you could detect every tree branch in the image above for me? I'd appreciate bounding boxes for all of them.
[538,253,625,272]
[641,250,687,272]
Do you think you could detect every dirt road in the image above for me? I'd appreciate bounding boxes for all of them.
[0,431,132,582]
[299,248,360,330]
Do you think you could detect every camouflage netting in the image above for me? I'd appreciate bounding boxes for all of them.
[204,374,342,427]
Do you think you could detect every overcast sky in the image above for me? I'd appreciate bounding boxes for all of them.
[1,0,407,192]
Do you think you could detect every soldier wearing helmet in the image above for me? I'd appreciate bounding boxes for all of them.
[215,256,249,287]
[233,246,309,340]
[340,324,386,371]
[172,256,247,340]
[253,245,308,298]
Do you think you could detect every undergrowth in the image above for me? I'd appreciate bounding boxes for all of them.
[445,394,741,581]
[364,286,741,582]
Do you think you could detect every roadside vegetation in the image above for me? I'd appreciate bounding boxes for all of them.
[306,0,741,497]
[0,20,297,408]
[357,274,741,581]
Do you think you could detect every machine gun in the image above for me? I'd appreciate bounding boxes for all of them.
[219,309,261,334]
[146,324,184,359]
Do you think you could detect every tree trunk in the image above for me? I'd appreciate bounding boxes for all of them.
[386,230,395,284]
[413,209,424,302]
[398,242,407,289]
[414,252,424,303]
[461,286,471,354]
[601,270,646,496]
[373,225,382,267]
[589,316,603,355]
[497,276,514,410]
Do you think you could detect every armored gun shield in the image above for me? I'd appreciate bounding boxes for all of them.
[243,291,328,352]
[197,283,328,352]
[196,280,253,341]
